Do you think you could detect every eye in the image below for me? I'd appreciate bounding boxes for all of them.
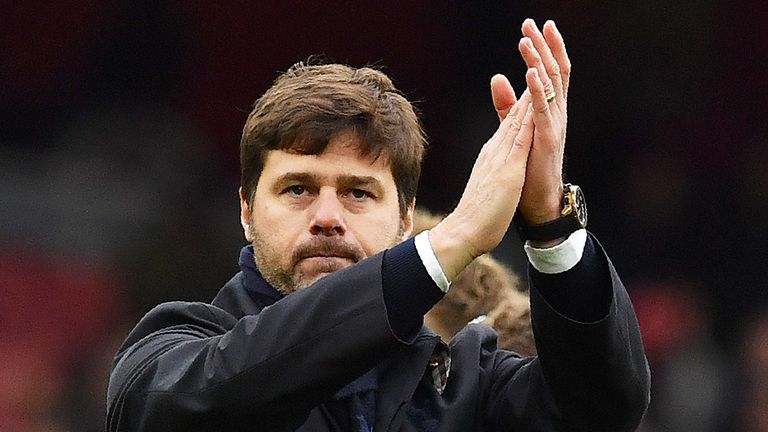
[287,185,306,196]
[349,189,371,201]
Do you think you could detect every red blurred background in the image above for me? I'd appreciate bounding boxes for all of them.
[2,2,767,430]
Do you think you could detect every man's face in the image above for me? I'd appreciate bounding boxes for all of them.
[240,132,414,294]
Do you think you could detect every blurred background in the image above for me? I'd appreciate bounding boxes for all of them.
[2,1,767,431]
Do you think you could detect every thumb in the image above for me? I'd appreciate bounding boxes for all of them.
[491,74,517,122]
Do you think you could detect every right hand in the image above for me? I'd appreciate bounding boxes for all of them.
[429,100,535,281]
[492,20,573,229]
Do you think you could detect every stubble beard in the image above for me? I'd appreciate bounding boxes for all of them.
[249,223,405,295]
[250,231,299,295]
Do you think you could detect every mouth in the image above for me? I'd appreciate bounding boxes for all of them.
[299,255,354,263]
[297,256,354,273]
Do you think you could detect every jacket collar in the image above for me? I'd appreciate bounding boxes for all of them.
[238,245,284,309]
[224,246,449,430]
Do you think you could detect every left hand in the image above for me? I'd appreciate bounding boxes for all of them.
[491,19,572,225]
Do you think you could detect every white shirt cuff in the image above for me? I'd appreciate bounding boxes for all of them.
[524,229,588,274]
[414,230,451,293]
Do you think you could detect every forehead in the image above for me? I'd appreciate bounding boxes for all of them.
[259,133,395,187]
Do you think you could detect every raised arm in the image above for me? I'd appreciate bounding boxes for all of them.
[433,18,650,431]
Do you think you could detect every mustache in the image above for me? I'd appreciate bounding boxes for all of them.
[292,237,366,265]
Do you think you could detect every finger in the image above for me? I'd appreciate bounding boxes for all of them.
[522,18,563,102]
[490,74,517,122]
[507,88,531,122]
[482,92,529,159]
[497,102,524,142]
[526,68,553,130]
[506,105,534,163]
[518,37,555,101]
[542,20,571,99]
[497,99,532,157]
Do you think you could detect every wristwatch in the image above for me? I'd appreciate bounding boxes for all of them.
[515,183,587,242]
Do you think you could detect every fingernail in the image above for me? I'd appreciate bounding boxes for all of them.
[523,18,534,30]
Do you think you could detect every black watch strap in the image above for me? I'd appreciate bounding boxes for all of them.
[515,183,587,242]
[515,213,583,242]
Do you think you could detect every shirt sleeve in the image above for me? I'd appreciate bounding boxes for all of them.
[413,230,451,292]
[523,228,587,274]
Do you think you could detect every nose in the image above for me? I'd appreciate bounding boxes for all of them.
[309,188,347,236]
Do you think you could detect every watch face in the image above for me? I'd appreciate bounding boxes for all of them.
[574,186,587,227]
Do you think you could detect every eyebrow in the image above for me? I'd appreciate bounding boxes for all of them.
[271,172,385,195]
[337,175,384,195]
[271,172,320,193]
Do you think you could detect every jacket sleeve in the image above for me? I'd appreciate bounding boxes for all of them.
[485,233,650,432]
[107,252,402,431]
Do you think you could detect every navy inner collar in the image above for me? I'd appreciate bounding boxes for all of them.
[238,245,284,307]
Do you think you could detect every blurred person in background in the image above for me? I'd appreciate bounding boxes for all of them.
[106,19,649,431]
[736,310,768,432]
[414,208,537,356]
[483,289,537,357]
[632,281,730,432]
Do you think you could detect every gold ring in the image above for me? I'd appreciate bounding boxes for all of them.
[545,91,556,103]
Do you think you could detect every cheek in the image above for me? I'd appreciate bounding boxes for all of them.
[251,204,303,253]
[352,213,404,256]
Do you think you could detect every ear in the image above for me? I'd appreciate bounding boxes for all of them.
[239,187,254,242]
[400,199,415,239]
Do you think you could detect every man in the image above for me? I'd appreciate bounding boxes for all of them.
[107,19,650,431]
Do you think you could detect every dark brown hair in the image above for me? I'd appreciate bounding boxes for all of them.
[240,62,426,214]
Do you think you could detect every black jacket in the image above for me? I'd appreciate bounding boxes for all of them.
[107,235,650,431]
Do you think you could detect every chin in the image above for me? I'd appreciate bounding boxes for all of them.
[294,258,353,289]
[296,272,333,290]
